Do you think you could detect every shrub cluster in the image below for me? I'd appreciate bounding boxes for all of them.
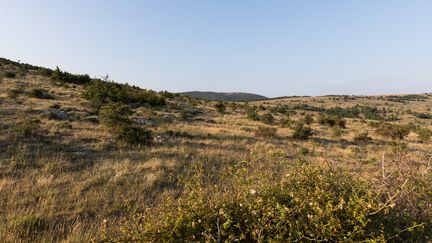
[214,102,226,114]
[109,166,428,242]
[317,114,346,128]
[4,71,17,78]
[99,103,152,145]
[254,126,277,138]
[82,80,166,109]
[50,67,91,85]
[375,123,410,140]
[28,89,54,99]
[292,122,313,140]
[246,108,260,121]
[260,112,274,125]
[353,132,373,144]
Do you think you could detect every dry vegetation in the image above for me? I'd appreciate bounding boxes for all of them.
[0,58,431,242]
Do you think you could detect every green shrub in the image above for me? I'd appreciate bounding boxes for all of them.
[99,103,133,129]
[50,67,91,85]
[254,126,277,138]
[375,123,410,140]
[82,79,166,109]
[214,102,226,114]
[29,88,54,99]
[261,112,274,125]
[4,71,17,78]
[110,166,426,242]
[414,112,432,119]
[292,122,313,140]
[353,132,373,143]
[317,114,346,128]
[99,103,153,145]
[246,109,260,121]
[115,124,153,145]
[415,127,431,142]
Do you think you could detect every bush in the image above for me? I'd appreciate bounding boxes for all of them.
[28,89,54,99]
[110,166,427,242]
[254,126,277,138]
[99,103,133,128]
[414,112,432,119]
[214,102,226,114]
[375,123,410,140]
[115,124,153,145]
[50,67,91,85]
[99,103,153,145]
[246,109,260,121]
[4,71,17,78]
[317,115,346,128]
[353,132,373,143]
[292,122,313,140]
[415,127,431,142]
[261,112,274,125]
[82,79,166,109]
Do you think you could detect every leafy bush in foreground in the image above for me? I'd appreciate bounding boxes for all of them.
[108,166,427,242]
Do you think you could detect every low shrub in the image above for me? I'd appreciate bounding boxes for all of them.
[99,103,133,129]
[246,109,260,121]
[353,132,373,143]
[82,79,166,109]
[115,124,153,146]
[29,89,54,99]
[317,114,346,128]
[375,123,410,140]
[214,102,226,114]
[50,67,91,85]
[109,166,427,241]
[254,126,277,138]
[260,112,274,125]
[292,122,313,140]
[414,127,431,142]
[99,103,152,146]
[4,71,17,78]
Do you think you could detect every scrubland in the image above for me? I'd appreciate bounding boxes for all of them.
[0,58,431,242]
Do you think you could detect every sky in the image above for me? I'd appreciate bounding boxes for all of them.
[1,0,432,97]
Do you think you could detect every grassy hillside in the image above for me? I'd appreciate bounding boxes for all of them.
[0,58,431,242]
[180,91,268,101]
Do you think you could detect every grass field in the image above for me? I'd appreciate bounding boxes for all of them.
[0,58,431,242]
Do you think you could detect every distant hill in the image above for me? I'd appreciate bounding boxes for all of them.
[180,91,268,102]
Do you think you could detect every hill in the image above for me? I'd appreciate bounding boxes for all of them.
[180,91,268,101]
[0,57,431,241]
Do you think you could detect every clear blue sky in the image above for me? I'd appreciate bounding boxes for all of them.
[1,0,431,97]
